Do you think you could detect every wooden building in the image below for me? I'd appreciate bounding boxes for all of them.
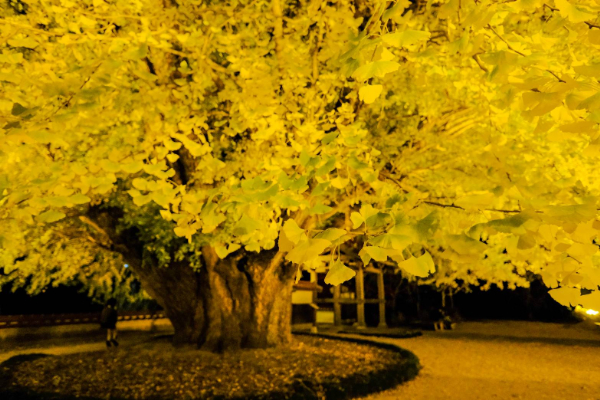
[291,280,322,328]
[295,265,388,328]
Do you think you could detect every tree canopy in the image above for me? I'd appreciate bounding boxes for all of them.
[2,0,600,316]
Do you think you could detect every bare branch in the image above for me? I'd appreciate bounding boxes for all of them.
[271,0,285,80]
[545,69,565,83]
[422,201,522,214]
[486,24,526,57]
[423,201,465,210]
[472,53,488,73]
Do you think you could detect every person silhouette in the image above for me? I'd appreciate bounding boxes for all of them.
[100,298,119,347]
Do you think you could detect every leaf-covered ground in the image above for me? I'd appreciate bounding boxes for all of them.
[4,335,406,399]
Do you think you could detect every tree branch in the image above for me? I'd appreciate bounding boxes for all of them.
[545,69,565,83]
[472,53,488,73]
[423,201,465,210]
[267,250,287,274]
[271,0,285,81]
[319,185,370,222]
[45,62,103,121]
[422,201,522,213]
[486,24,526,57]
[311,22,322,84]
[201,245,219,271]
[78,215,114,246]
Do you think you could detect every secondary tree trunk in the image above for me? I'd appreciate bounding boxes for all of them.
[130,250,295,352]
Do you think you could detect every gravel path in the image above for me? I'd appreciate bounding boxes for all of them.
[358,321,600,400]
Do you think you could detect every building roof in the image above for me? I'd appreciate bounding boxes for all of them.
[292,280,323,292]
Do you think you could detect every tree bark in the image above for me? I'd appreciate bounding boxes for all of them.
[84,207,295,352]
[129,250,295,352]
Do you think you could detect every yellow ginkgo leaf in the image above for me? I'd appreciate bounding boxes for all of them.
[359,85,383,104]
[397,251,436,277]
[555,0,595,23]
[589,30,600,45]
[324,260,356,286]
[352,61,399,81]
[559,120,597,134]
[382,30,431,48]
[548,287,581,307]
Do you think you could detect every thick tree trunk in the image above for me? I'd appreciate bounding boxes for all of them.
[83,208,294,352]
[130,251,295,352]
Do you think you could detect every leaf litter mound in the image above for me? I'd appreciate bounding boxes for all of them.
[6,335,408,399]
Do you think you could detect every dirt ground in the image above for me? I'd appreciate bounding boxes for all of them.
[358,320,600,400]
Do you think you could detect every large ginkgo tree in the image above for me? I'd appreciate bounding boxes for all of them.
[1,0,600,350]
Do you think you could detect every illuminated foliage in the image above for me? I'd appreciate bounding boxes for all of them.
[1,0,600,329]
